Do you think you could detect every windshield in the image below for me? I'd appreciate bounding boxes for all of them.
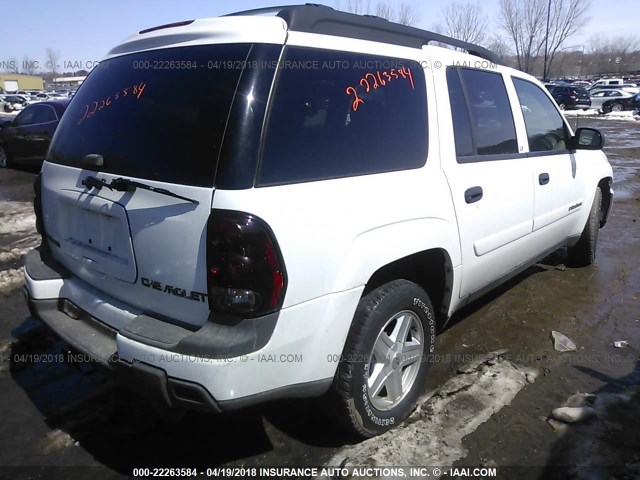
[48,44,252,187]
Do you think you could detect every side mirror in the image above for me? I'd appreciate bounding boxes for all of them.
[570,127,605,150]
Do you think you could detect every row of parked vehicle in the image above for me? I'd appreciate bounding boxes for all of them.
[0,90,75,113]
[545,78,640,113]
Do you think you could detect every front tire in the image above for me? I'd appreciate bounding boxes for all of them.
[568,187,602,267]
[329,280,436,437]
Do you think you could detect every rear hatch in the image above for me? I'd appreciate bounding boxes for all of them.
[574,87,591,105]
[42,37,280,329]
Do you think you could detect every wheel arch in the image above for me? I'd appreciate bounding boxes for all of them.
[362,248,454,329]
[598,176,613,227]
[332,218,460,328]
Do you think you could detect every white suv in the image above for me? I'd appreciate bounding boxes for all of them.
[23,5,613,437]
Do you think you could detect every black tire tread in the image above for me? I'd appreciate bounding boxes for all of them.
[329,279,426,438]
[568,187,602,267]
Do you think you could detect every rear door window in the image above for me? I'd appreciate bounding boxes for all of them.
[446,68,474,157]
[48,44,253,187]
[258,47,428,186]
[14,106,38,126]
[34,105,57,124]
[446,67,519,159]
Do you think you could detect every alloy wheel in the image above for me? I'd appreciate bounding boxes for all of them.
[367,310,424,411]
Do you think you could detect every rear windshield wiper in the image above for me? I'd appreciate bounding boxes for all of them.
[82,175,199,204]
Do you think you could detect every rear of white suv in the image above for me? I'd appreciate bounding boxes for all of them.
[25,11,438,425]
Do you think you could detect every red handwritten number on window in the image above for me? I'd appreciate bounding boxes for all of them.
[78,81,147,125]
[346,67,414,111]
[345,86,364,111]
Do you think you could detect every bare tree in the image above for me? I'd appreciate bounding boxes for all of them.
[395,2,420,26]
[499,0,547,74]
[486,34,511,58]
[439,2,488,45]
[46,48,61,76]
[587,34,640,75]
[541,0,591,79]
[335,0,372,15]
[21,55,38,75]
[8,57,19,74]
[335,0,420,26]
[499,0,591,76]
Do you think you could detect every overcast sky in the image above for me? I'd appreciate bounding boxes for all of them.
[0,0,638,71]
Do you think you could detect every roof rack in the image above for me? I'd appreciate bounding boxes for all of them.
[225,4,502,65]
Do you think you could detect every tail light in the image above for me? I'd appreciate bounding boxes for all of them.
[206,210,286,317]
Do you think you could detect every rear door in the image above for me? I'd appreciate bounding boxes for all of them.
[4,105,40,163]
[42,43,270,329]
[26,104,58,163]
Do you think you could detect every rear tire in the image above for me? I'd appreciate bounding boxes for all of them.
[558,103,566,111]
[611,103,623,112]
[568,187,602,267]
[328,279,436,438]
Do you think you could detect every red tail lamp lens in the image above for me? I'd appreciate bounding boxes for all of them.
[206,211,286,317]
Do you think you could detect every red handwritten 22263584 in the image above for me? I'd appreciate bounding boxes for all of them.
[345,67,414,112]
[78,81,147,125]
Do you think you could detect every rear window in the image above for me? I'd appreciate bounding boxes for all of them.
[48,44,252,187]
[446,67,518,159]
[258,47,428,186]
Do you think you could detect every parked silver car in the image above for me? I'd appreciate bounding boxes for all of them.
[590,89,635,111]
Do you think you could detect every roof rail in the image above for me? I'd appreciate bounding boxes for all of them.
[224,4,502,65]
[223,5,302,17]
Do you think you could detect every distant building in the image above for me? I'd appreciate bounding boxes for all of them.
[52,75,87,88]
[0,74,45,93]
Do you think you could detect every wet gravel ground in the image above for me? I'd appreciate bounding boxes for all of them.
[0,117,639,479]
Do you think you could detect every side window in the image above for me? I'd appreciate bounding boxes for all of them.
[446,68,474,157]
[13,106,37,126]
[458,68,519,156]
[512,77,568,153]
[34,105,57,124]
[259,47,428,186]
[592,92,605,97]
[608,92,621,97]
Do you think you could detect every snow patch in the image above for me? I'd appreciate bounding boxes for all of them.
[0,201,38,293]
[603,110,639,121]
[322,352,537,477]
[563,109,601,117]
[562,109,639,121]
[0,244,37,264]
[0,201,37,235]
[0,268,24,294]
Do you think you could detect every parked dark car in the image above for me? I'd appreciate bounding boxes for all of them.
[601,92,640,113]
[2,94,28,112]
[0,99,69,168]
[549,85,591,110]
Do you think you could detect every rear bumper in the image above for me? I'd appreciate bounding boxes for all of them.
[23,247,360,412]
[25,293,223,412]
